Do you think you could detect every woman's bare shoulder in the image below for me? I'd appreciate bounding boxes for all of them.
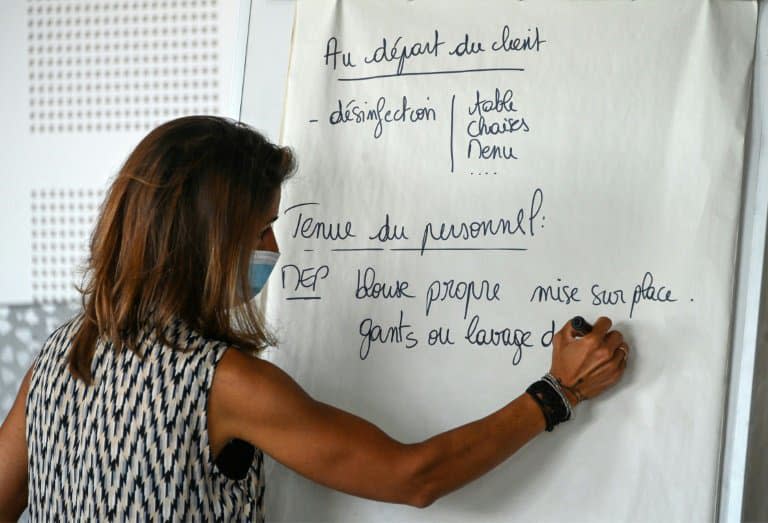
[213,348,294,395]
[207,347,311,455]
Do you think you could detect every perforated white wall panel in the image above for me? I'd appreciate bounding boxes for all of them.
[0,0,249,304]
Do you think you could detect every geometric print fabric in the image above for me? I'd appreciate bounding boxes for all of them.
[25,313,265,521]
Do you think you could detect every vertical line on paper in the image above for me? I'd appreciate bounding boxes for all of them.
[450,93,456,173]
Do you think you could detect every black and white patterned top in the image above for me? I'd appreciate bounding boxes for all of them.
[25,313,266,521]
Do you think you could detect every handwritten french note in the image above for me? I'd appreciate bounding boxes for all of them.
[255,2,757,522]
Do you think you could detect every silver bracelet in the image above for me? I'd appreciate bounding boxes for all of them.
[543,373,573,421]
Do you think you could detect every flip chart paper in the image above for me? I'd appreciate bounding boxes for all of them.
[259,1,757,521]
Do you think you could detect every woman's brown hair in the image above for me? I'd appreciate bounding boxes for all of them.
[68,115,295,384]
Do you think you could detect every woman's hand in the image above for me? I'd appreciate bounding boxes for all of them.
[548,316,629,405]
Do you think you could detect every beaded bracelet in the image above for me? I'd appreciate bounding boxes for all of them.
[556,377,585,403]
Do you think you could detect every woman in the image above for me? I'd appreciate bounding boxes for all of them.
[0,115,629,521]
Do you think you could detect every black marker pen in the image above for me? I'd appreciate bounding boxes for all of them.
[571,316,593,336]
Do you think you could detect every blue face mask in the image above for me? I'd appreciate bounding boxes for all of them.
[248,250,280,298]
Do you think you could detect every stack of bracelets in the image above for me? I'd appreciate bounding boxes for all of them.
[526,373,580,432]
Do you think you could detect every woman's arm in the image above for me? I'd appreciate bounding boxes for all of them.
[208,317,626,508]
[0,367,31,521]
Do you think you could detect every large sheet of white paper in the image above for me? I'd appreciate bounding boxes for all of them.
[262,1,757,521]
